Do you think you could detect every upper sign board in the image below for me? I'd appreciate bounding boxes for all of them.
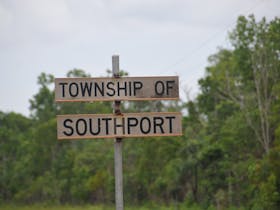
[57,112,182,140]
[55,76,179,102]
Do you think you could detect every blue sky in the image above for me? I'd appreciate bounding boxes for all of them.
[0,0,279,116]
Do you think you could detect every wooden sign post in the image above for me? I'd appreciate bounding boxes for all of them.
[55,55,182,210]
[112,55,123,210]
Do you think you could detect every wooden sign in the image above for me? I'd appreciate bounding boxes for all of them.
[57,112,182,140]
[55,76,179,102]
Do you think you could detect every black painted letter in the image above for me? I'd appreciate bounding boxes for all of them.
[153,117,164,133]
[69,82,79,97]
[76,119,87,136]
[59,82,68,97]
[63,119,74,136]
[127,117,138,134]
[155,81,165,96]
[140,117,151,134]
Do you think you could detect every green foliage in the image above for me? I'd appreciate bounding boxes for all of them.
[0,112,33,201]
[29,73,56,121]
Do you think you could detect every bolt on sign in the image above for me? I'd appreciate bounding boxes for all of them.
[55,76,179,102]
[57,112,182,140]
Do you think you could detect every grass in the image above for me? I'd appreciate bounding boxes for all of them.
[0,205,110,210]
[0,204,245,210]
[0,204,201,210]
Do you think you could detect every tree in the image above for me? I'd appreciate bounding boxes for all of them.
[187,15,280,208]
[228,15,280,154]
[29,73,56,122]
[0,112,32,201]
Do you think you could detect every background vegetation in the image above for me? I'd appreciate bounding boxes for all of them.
[1,15,280,209]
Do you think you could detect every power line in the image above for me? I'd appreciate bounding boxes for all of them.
[164,0,267,71]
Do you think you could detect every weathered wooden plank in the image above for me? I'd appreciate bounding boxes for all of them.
[55,76,179,102]
[57,112,182,139]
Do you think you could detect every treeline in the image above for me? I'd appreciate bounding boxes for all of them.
[1,15,280,209]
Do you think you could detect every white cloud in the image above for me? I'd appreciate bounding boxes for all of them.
[0,0,279,115]
[0,2,12,28]
[22,0,71,34]
[0,0,72,46]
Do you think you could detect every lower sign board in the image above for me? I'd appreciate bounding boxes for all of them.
[57,112,182,140]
